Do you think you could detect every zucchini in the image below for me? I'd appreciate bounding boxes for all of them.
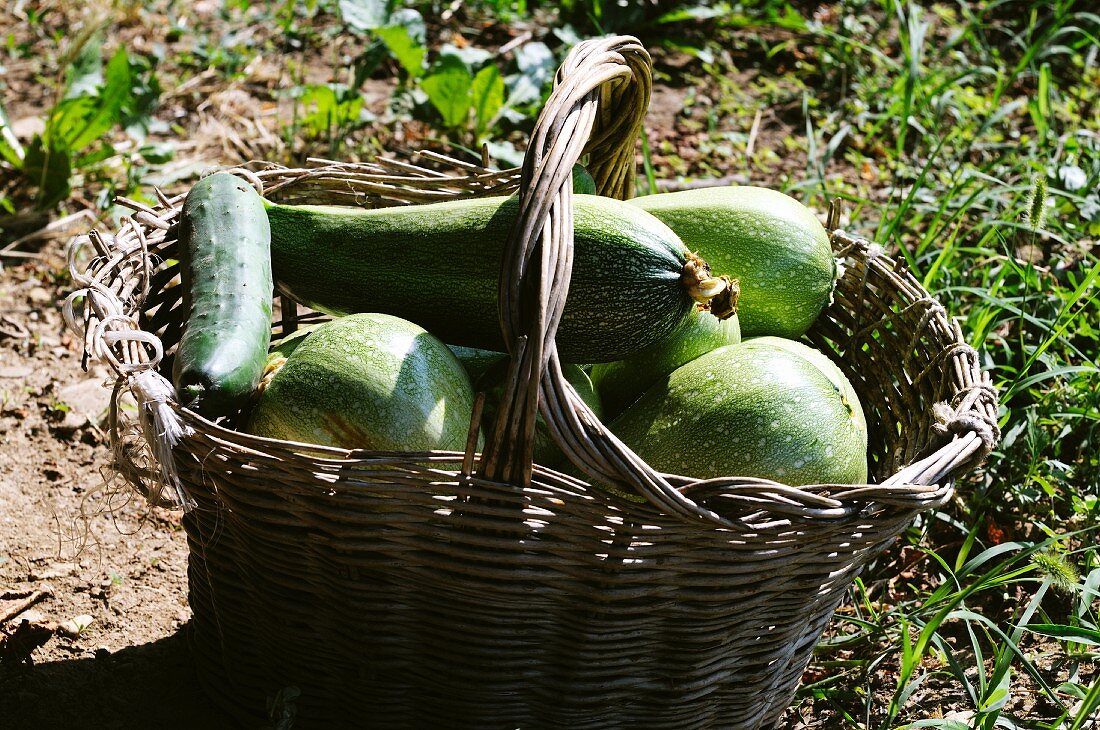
[590,306,741,419]
[609,338,868,486]
[173,172,273,419]
[248,313,477,451]
[571,163,596,195]
[265,195,727,363]
[629,186,835,338]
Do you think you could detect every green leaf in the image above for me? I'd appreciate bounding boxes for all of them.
[483,139,524,168]
[45,97,108,153]
[376,24,426,78]
[64,31,104,99]
[0,98,25,167]
[299,84,364,138]
[514,41,554,87]
[338,0,389,33]
[978,666,1011,712]
[47,47,133,153]
[470,65,504,138]
[440,43,492,70]
[138,142,175,164]
[119,53,162,141]
[1071,676,1100,730]
[507,41,554,106]
[1028,62,1052,140]
[386,8,425,43]
[1025,624,1100,647]
[905,721,970,729]
[22,136,73,209]
[656,3,731,24]
[351,40,388,89]
[102,45,136,106]
[421,57,472,128]
[73,142,118,169]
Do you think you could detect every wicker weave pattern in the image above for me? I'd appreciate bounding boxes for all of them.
[65,36,1000,729]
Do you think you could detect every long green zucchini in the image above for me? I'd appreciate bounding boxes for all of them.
[173,172,273,419]
[265,195,727,363]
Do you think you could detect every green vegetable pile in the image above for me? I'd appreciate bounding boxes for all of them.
[172,168,867,488]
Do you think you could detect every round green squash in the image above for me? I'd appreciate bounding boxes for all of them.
[247,313,476,451]
[590,307,741,419]
[629,186,836,338]
[609,337,867,486]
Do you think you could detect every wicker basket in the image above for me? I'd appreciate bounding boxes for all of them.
[67,36,999,729]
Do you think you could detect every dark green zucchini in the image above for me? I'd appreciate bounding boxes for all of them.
[173,172,273,419]
[446,344,509,383]
[265,195,726,363]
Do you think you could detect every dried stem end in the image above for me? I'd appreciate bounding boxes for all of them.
[682,253,736,320]
[707,276,739,320]
[257,356,287,394]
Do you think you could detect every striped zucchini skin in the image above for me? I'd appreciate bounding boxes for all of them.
[173,172,273,419]
[265,195,698,363]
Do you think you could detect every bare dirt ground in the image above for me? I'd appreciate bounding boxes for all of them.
[0,242,235,728]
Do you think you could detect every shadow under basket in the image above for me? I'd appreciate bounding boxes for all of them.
[67,36,999,730]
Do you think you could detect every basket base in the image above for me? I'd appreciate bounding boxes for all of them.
[183,510,835,730]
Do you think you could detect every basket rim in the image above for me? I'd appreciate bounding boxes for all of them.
[159,360,959,525]
[67,157,998,527]
[65,35,999,529]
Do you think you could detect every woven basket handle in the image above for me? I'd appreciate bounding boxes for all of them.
[477,35,646,483]
[476,37,735,526]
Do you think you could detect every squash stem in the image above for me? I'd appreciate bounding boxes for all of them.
[708,276,740,320]
[257,355,288,393]
[682,253,737,320]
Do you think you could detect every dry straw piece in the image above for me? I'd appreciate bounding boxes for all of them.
[67,36,999,729]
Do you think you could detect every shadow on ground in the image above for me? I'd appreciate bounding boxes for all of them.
[0,622,239,730]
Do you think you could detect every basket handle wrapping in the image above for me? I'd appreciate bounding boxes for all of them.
[64,222,197,509]
[476,37,740,526]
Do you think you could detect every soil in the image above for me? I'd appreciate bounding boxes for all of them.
[0,246,235,728]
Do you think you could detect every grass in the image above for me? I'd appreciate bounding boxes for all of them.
[2,0,1097,726]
